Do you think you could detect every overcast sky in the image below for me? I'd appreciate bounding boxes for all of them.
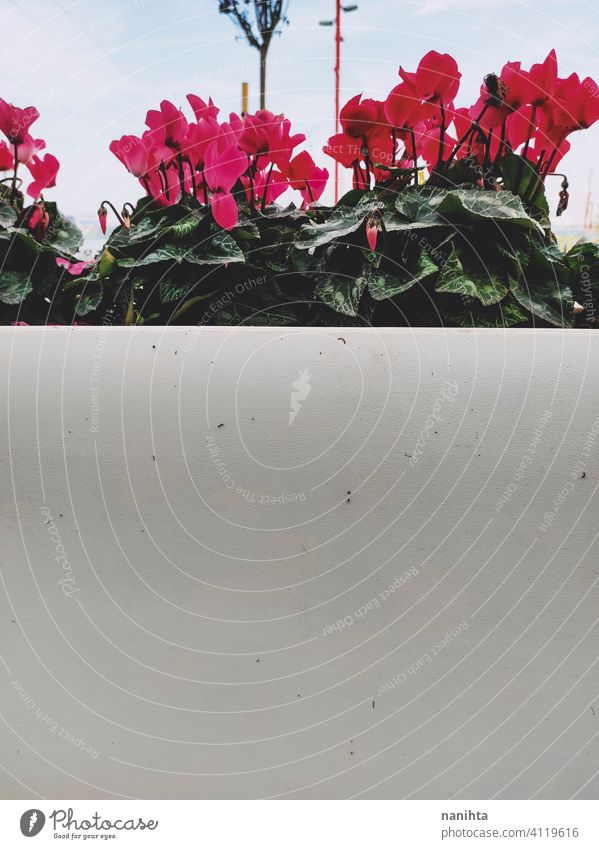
[2,0,598,238]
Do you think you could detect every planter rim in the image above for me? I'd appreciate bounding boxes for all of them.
[0,326,593,335]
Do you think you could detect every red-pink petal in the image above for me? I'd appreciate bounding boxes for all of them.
[204,142,247,193]
[210,191,238,230]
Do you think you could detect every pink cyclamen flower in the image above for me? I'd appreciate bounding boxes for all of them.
[143,164,180,206]
[55,257,92,276]
[527,49,559,107]
[272,117,306,168]
[500,61,532,111]
[145,100,188,150]
[0,99,39,145]
[17,134,46,165]
[216,115,245,152]
[238,110,305,171]
[285,151,328,205]
[384,80,423,135]
[0,140,13,171]
[109,135,154,177]
[243,168,288,206]
[26,153,59,199]
[340,94,381,139]
[401,51,461,104]
[238,113,274,156]
[183,118,222,169]
[203,141,248,230]
[186,94,220,122]
[548,74,599,134]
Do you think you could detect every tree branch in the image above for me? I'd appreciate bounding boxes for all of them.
[218,1,290,108]
[218,1,289,50]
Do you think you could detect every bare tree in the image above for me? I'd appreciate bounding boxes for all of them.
[218,1,290,109]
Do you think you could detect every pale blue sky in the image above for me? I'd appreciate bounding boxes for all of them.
[2,0,599,237]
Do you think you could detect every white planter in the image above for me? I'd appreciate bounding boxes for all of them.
[0,326,597,800]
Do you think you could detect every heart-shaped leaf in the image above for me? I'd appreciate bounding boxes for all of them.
[0,271,32,304]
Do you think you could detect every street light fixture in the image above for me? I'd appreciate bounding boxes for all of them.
[319,2,358,203]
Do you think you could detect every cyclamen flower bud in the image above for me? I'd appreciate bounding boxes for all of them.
[366,218,379,251]
[98,205,107,234]
[28,203,49,239]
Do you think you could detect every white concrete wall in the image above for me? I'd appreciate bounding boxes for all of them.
[0,327,597,799]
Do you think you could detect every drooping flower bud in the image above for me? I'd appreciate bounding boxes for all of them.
[28,203,43,231]
[34,209,50,239]
[366,217,379,251]
[556,176,569,217]
[98,204,107,234]
[121,206,131,229]
[27,201,49,239]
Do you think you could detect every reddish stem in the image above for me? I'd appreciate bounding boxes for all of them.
[10,143,19,202]
[261,162,274,212]
[410,130,418,186]
[435,102,446,171]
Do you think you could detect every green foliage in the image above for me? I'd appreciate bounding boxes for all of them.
[0,271,33,305]
[72,195,317,326]
[0,185,83,325]
[12,153,599,327]
[294,169,583,328]
[564,240,599,326]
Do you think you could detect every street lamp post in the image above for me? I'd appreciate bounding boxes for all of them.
[320,3,358,203]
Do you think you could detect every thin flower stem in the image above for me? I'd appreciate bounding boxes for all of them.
[522,149,545,204]
[248,157,257,212]
[483,129,493,187]
[100,200,126,227]
[362,136,372,187]
[496,119,507,163]
[521,106,536,162]
[353,162,366,190]
[261,162,274,212]
[435,102,446,171]
[541,147,558,181]
[10,143,19,203]
[444,103,489,170]
[157,163,167,196]
[528,147,558,206]
[515,105,537,193]
[536,149,546,174]
[200,167,208,206]
[410,130,418,186]
[177,154,186,195]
